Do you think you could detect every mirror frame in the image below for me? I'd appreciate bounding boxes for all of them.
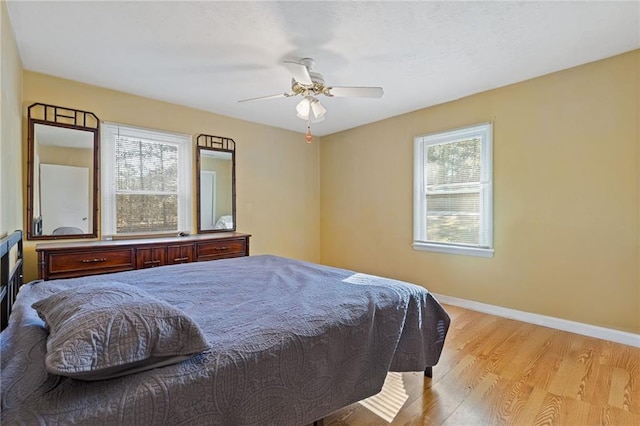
[26,103,100,240]
[196,134,236,234]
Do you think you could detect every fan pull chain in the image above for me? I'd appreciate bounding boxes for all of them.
[305,118,313,143]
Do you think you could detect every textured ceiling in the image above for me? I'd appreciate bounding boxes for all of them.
[7,1,640,136]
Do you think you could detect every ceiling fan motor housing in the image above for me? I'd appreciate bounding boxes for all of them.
[292,71,327,96]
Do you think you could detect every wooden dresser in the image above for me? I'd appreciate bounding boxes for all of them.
[36,233,250,280]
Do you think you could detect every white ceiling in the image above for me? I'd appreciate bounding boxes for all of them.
[7,1,640,136]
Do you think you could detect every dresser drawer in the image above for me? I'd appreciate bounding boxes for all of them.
[46,248,135,279]
[196,238,247,261]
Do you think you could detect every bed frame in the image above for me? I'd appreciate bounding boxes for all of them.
[1,230,23,331]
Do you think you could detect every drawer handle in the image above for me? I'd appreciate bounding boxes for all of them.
[81,258,107,264]
[174,257,189,262]
[214,246,230,251]
[143,260,162,266]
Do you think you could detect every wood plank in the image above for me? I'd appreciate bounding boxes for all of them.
[324,305,640,424]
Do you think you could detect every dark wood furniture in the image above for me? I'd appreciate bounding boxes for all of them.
[1,230,23,330]
[196,134,236,234]
[36,233,250,280]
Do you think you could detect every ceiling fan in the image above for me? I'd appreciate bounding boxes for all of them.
[238,58,383,135]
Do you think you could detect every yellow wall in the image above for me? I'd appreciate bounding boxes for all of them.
[21,71,320,282]
[0,0,23,236]
[320,50,640,334]
[5,6,638,333]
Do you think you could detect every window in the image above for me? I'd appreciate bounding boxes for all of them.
[413,123,493,257]
[101,123,192,236]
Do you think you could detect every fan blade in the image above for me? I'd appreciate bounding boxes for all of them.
[237,93,293,103]
[283,61,312,85]
[326,86,384,98]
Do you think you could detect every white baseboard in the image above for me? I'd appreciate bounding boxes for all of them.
[432,293,640,348]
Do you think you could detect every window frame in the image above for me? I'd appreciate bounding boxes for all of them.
[413,123,494,258]
[101,122,192,237]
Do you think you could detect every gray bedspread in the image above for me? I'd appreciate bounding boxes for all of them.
[1,255,449,425]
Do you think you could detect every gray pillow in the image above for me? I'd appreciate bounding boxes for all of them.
[32,282,209,381]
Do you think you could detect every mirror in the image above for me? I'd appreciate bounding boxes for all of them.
[27,103,100,240]
[196,134,236,233]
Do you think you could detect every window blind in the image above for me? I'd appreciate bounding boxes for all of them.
[425,138,483,246]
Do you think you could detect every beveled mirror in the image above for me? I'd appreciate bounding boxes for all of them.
[26,103,100,240]
[196,134,236,233]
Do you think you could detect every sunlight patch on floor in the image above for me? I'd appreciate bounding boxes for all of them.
[358,372,408,422]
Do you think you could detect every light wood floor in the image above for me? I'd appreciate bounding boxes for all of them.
[324,304,640,425]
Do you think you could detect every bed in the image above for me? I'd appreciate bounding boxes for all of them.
[1,234,450,425]
[0,230,23,331]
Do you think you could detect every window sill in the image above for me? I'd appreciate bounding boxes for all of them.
[412,242,494,258]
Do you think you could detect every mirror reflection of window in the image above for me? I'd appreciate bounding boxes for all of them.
[200,151,233,231]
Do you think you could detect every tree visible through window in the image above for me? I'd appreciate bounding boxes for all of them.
[425,138,481,245]
[115,137,178,233]
[102,124,191,236]
[413,123,493,257]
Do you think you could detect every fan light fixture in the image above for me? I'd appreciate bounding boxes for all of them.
[297,96,325,143]
[237,57,383,143]
[296,96,326,122]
